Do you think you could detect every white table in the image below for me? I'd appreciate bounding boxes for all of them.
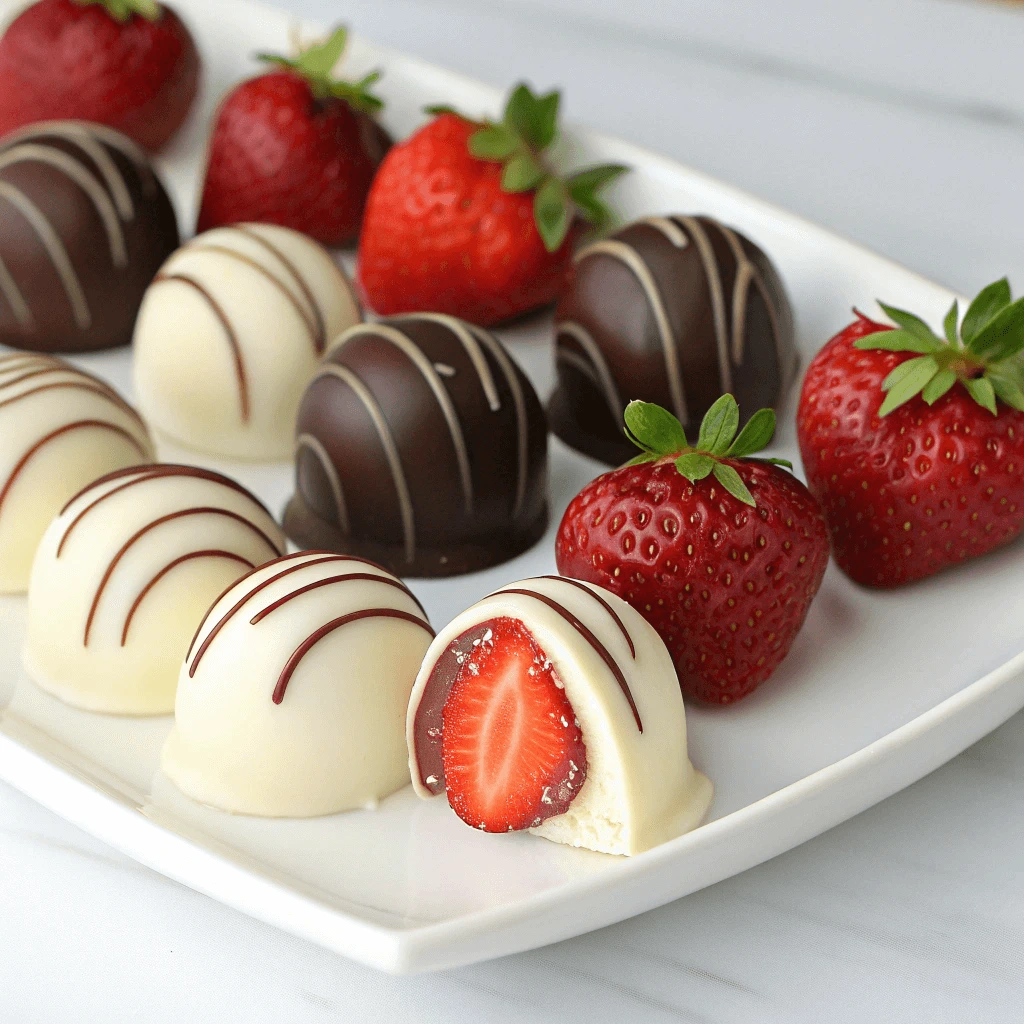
[3,0,1023,1019]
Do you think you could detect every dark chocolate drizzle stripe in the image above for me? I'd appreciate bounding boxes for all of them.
[187,551,405,674]
[234,225,327,353]
[250,572,426,624]
[188,243,321,353]
[83,507,283,645]
[333,323,474,516]
[58,464,276,553]
[528,576,636,658]
[496,588,643,733]
[273,608,435,705]
[152,273,250,421]
[0,421,149,522]
[0,363,145,428]
[120,549,255,645]
[0,180,90,329]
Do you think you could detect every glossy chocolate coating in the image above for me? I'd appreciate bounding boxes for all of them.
[549,214,797,465]
[0,120,179,353]
[284,314,549,577]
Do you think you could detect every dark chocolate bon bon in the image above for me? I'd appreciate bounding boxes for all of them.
[0,120,179,353]
[549,214,798,465]
[284,314,549,577]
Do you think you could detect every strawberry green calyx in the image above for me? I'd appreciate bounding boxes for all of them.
[428,83,628,252]
[623,396,793,507]
[74,0,160,21]
[854,278,1024,417]
[257,27,384,114]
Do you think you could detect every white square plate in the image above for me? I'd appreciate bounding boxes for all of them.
[1,0,1023,975]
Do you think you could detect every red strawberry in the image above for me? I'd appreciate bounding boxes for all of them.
[357,84,627,326]
[0,0,199,152]
[797,279,1024,588]
[556,397,830,705]
[441,616,587,832]
[197,27,391,247]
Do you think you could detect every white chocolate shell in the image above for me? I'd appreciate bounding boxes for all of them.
[23,465,285,714]
[407,575,713,856]
[132,223,361,460]
[162,550,434,817]
[0,353,155,594]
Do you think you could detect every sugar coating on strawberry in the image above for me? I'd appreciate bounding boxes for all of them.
[798,280,1024,588]
[197,27,390,247]
[440,616,587,832]
[0,0,199,152]
[357,84,627,327]
[556,397,829,705]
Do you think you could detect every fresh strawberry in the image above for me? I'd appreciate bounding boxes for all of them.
[357,83,627,326]
[556,397,829,705]
[0,0,199,152]
[196,27,390,246]
[441,616,587,832]
[798,279,1024,588]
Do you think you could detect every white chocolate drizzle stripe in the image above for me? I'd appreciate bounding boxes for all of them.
[0,144,127,266]
[295,432,350,533]
[639,216,690,247]
[555,320,624,421]
[333,323,474,516]
[0,254,31,327]
[573,239,689,427]
[674,216,732,395]
[468,323,530,519]
[314,363,416,564]
[0,181,90,329]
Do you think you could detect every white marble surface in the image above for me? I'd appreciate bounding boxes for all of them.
[3,0,1024,1019]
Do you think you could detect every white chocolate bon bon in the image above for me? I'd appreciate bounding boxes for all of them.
[24,465,285,715]
[408,575,712,856]
[163,551,434,817]
[132,223,361,460]
[0,353,155,593]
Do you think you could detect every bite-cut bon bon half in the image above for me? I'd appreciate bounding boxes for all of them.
[556,396,830,705]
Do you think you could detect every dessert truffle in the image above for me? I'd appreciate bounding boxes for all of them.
[132,223,361,460]
[163,550,434,817]
[549,214,797,465]
[0,120,180,353]
[24,464,285,715]
[0,352,155,593]
[408,575,713,856]
[284,314,549,577]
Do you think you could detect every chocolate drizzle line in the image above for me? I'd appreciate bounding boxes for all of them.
[528,576,636,658]
[234,225,326,353]
[273,608,435,705]
[120,549,254,645]
[0,421,148,522]
[83,507,283,645]
[186,551,408,674]
[0,361,146,427]
[497,588,643,732]
[152,273,249,421]
[250,572,426,624]
[57,464,275,554]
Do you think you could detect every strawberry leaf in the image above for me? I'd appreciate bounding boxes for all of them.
[531,91,561,150]
[675,453,716,482]
[989,371,1024,412]
[760,457,794,469]
[502,153,545,193]
[697,394,740,456]
[943,300,960,346]
[921,368,957,404]
[966,297,1024,362]
[297,26,348,79]
[712,462,756,507]
[878,356,939,416]
[877,301,939,343]
[469,124,519,160]
[961,278,1012,343]
[964,376,998,415]
[624,451,659,467]
[82,0,160,21]
[726,408,776,458]
[423,104,460,116]
[503,84,539,144]
[623,400,687,455]
[853,329,943,354]
[534,179,571,252]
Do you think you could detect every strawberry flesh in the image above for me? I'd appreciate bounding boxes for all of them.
[437,617,587,832]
